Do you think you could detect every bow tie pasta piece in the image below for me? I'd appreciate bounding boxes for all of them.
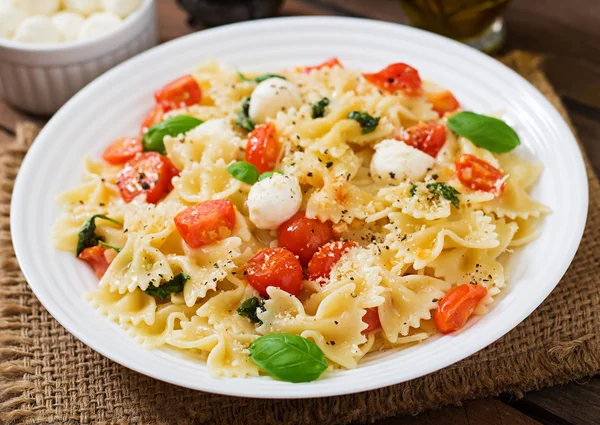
[87,283,157,327]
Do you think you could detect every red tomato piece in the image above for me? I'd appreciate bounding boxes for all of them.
[245,247,303,296]
[102,137,143,165]
[154,75,202,112]
[362,307,381,333]
[426,90,460,117]
[455,154,505,196]
[245,122,280,174]
[174,199,236,248]
[303,57,343,73]
[117,152,178,204]
[363,63,423,96]
[78,245,111,279]
[141,104,164,135]
[396,122,447,158]
[434,284,487,333]
[308,241,358,281]
[278,212,334,266]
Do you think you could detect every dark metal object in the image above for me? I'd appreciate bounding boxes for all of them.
[176,0,284,27]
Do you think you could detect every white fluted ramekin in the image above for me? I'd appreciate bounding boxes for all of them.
[0,0,157,115]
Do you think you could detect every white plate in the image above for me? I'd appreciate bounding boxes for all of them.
[11,17,588,399]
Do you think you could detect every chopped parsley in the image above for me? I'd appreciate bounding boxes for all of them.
[348,111,380,134]
[311,97,330,118]
[409,184,418,197]
[235,97,255,131]
[426,182,461,208]
[237,71,286,83]
[144,273,189,300]
[237,297,266,325]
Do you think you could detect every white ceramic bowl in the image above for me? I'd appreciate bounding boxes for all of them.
[11,17,588,398]
[0,0,157,115]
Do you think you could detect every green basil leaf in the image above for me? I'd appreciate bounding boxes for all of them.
[237,71,286,83]
[348,111,380,134]
[98,241,122,253]
[235,97,255,132]
[76,214,122,256]
[144,273,189,300]
[447,111,520,153]
[258,170,284,181]
[249,333,328,383]
[237,297,266,324]
[143,115,203,155]
[426,182,461,209]
[311,97,330,119]
[227,161,259,185]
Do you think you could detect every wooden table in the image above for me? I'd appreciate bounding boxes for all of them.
[1,1,598,424]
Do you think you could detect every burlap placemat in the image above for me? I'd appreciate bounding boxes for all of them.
[1,51,599,425]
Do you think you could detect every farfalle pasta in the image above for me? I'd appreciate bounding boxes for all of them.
[53,58,549,382]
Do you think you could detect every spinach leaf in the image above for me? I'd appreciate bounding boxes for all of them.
[144,273,189,300]
[143,115,203,155]
[447,111,520,153]
[227,161,260,185]
[258,170,284,181]
[237,71,286,83]
[76,214,122,256]
[348,111,380,134]
[98,241,122,253]
[249,333,328,383]
[235,97,255,132]
[237,297,266,324]
[311,97,330,119]
[426,182,461,209]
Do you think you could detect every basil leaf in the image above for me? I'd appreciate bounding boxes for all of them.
[76,214,122,256]
[258,170,284,181]
[249,333,328,383]
[237,71,286,83]
[235,97,255,132]
[98,241,122,253]
[144,273,189,300]
[447,111,520,153]
[143,115,203,155]
[312,97,330,119]
[227,161,259,184]
[237,297,266,324]
[348,111,380,134]
[426,182,461,209]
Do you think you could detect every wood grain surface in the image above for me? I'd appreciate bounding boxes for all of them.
[1,1,598,424]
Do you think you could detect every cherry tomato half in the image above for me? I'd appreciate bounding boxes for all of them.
[303,57,343,73]
[117,152,179,204]
[154,75,202,112]
[363,63,423,96]
[174,199,236,249]
[245,123,280,174]
[397,122,447,158]
[362,307,381,333]
[102,137,143,165]
[78,245,111,279]
[278,212,334,266]
[426,90,460,117]
[308,240,358,281]
[141,104,164,135]
[434,284,487,333]
[455,154,505,196]
[245,247,303,296]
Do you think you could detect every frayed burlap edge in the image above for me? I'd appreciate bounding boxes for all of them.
[0,52,599,425]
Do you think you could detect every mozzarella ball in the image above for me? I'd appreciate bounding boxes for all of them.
[0,4,27,38]
[370,139,435,182]
[13,16,62,43]
[247,173,302,230]
[52,11,84,42]
[11,0,60,15]
[64,0,102,16]
[248,78,302,124]
[78,12,122,41]
[101,0,141,18]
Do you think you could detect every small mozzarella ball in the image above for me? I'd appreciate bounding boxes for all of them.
[0,4,27,38]
[247,173,302,230]
[248,77,302,124]
[64,0,102,16]
[370,139,435,182]
[78,12,122,41]
[101,0,141,18]
[13,16,62,43]
[11,0,60,15]
[52,11,84,42]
